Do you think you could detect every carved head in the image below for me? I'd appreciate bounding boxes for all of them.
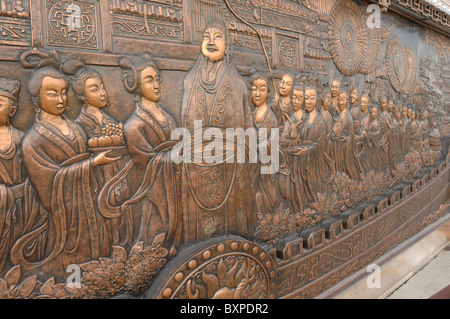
[407,108,412,119]
[338,91,347,111]
[139,65,161,103]
[350,88,359,106]
[250,73,270,108]
[380,95,387,112]
[201,20,228,63]
[388,99,394,113]
[291,83,304,112]
[72,68,108,109]
[331,76,341,98]
[360,94,369,113]
[322,91,331,111]
[0,77,20,126]
[403,107,408,118]
[279,73,294,97]
[304,86,317,113]
[28,66,69,116]
[371,107,378,120]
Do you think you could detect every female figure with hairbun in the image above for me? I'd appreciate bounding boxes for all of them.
[13,59,121,277]
[69,63,134,248]
[111,55,181,253]
[0,77,26,274]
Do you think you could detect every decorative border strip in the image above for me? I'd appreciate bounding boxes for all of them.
[274,155,450,298]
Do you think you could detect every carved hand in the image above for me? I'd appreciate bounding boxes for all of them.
[93,150,121,167]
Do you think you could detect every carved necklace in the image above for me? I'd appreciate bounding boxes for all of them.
[0,125,16,160]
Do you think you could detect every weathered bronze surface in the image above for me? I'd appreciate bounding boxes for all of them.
[0,0,449,299]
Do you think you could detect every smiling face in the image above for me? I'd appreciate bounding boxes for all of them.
[350,89,358,106]
[338,92,347,111]
[251,78,268,108]
[0,96,11,126]
[39,76,68,116]
[202,27,226,63]
[279,75,293,97]
[304,88,317,113]
[84,77,107,108]
[331,80,340,97]
[140,66,161,102]
[360,96,369,113]
[291,89,304,111]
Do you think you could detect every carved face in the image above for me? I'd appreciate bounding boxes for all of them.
[291,89,304,111]
[423,112,427,120]
[388,100,394,112]
[304,89,316,113]
[412,111,415,120]
[279,75,293,97]
[360,97,369,113]
[140,66,161,103]
[350,89,358,105]
[84,77,107,108]
[39,76,68,116]
[371,107,378,120]
[403,107,407,118]
[202,27,226,63]
[0,96,11,126]
[251,79,268,108]
[338,92,347,111]
[331,80,340,97]
[323,92,331,111]
[408,108,412,118]
[380,98,387,111]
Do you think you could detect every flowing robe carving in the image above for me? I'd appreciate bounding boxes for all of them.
[1,127,47,276]
[180,55,257,244]
[299,114,328,205]
[253,107,280,214]
[280,111,307,212]
[75,108,133,247]
[367,118,388,172]
[15,117,113,276]
[329,109,360,180]
[379,110,394,171]
[355,111,372,174]
[123,102,181,250]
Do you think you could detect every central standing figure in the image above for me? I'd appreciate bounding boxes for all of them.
[180,20,257,244]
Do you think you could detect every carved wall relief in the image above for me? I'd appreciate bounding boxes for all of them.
[0,0,448,300]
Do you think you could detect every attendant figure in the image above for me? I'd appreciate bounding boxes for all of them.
[280,82,307,212]
[349,86,361,122]
[249,72,280,214]
[15,64,121,277]
[71,65,133,248]
[116,56,181,252]
[0,78,28,274]
[273,73,294,127]
[367,107,385,170]
[329,87,360,180]
[354,90,372,174]
[379,95,393,173]
[329,75,342,118]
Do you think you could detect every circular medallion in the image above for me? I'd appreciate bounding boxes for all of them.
[145,236,277,299]
[385,38,408,93]
[48,1,96,46]
[329,0,367,76]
